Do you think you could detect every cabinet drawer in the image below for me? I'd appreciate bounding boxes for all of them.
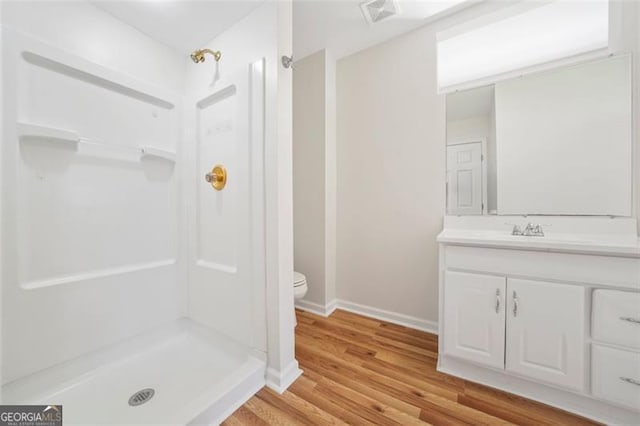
[592,290,640,349]
[592,344,640,411]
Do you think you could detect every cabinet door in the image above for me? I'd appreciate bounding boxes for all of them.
[506,278,585,391]
[443,271,506,369]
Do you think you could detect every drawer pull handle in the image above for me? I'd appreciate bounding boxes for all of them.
[512,291,518,317]
[620,316,640,324]
[620,377,640,386]
[495,289,500,314]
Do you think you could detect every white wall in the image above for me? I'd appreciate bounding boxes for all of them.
[447,116,490,143]
[265,0,300,392]
[325,50,337,304]
[1,1,185,92]
[636,2,640,234]
[292,49,337,310]
[336,26,444,324]
[334,3,512,325]
[293,51,326,305]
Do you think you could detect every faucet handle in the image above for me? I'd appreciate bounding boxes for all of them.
[521,222,537,236]
[505,223,523,236]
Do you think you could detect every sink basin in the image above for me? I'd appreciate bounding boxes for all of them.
[437,229,640,257]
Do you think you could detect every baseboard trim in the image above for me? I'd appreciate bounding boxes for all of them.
[265,360,303,394]
[295,298,337,317]
[296,298,438,334]
[335,299,439,335]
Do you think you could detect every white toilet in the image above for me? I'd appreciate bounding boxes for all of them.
[293,271,308,300]
[293,272,308,326]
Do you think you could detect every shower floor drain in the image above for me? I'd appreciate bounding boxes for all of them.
[128,388,155,406]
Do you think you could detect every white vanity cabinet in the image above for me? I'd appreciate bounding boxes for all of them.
[443,271,506,369]
[443,272,586,390]
[437,217,640,424]
[505,278,585,391]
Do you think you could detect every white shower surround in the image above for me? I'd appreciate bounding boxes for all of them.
[0,0,297,422]
[3,28,184,382]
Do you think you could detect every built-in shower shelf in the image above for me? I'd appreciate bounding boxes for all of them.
[17,122,80,144]
[17,121,176,163]
[140,146,176,162]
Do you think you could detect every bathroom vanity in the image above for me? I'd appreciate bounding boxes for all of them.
[440,53,640,423]
[437,216,640,423]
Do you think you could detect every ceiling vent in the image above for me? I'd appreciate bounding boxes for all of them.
[360,0,400,24]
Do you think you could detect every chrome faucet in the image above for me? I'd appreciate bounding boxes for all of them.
[522,223,544,237]
[507,223,544,237]
[510,224,523,236]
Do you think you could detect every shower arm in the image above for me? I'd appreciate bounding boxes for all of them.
[200,49,221,62]
[190,48,221,63]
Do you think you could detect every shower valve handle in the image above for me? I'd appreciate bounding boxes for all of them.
[205,165,227,191]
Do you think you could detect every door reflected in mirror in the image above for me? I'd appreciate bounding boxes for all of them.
[446,85,495,215]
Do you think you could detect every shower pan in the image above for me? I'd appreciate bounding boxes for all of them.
[0,1,294,424]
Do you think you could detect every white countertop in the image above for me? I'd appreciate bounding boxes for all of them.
[437,229,640,257]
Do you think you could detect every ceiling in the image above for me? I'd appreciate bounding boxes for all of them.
[91,0,263,54]
[90,0,476,61]
[294,0,477,61]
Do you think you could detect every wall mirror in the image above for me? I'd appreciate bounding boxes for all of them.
[445,55,633,216]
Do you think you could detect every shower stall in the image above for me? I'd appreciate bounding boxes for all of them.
[0,1,297,424]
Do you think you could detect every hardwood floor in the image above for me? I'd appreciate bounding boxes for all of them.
[223,309,598,425]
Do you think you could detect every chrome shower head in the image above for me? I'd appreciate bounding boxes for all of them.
[190,49,221,64]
